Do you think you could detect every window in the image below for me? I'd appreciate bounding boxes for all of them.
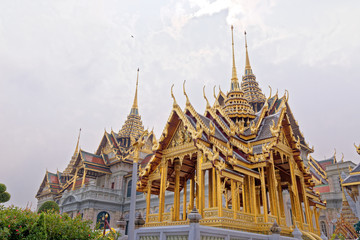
[111,182,115,189]
[127,180,142,197]
[320,221,327,237]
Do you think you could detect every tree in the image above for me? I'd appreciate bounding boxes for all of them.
[38,201,59,213]
[0,183,10,203]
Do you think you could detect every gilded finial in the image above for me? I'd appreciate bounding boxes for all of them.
[74,128,81,155]
[213,86,217,100]
[268,85,272,99]
[341,153,344,163]
[230,25,239,91]
[284,89,289,103]
[244,30,252,73]
[354,143,360,155]
[183,80,190,106]
[203,86,210,108]
[130,68,140,115]
[171,84,177,107]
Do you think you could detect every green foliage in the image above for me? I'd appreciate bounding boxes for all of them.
[0,183,11,203]
[355,220,360,239]
[38,201,59,213]
[0,205,106,239]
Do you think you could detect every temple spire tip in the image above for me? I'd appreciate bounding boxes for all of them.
[230,25,239,91]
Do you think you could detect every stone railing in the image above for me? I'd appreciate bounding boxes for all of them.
[136,223,301,240]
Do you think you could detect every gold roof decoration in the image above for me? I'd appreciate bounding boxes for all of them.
[241,31,266,112]
[118,68,145,140]
[63,128,81,176]
[354,143,360,155]
[224,26,255,121]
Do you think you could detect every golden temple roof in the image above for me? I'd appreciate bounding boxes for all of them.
[118,69,145,140]
[241,31,266,111]
[224,26,255,121]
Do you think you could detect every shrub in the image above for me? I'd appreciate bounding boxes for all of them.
[0,205,101,239]
[0,183,10,203]
[38,201,59,213]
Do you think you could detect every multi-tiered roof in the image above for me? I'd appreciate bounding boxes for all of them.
[36,70,148,197]
[241,32,266,112]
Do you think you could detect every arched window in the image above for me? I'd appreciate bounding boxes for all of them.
[320,221,327,237]
[96,211,110,229]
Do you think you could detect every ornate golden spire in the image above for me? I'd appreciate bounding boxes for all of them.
[130,68,139,115]
[244,31,252,74]
[230,25,240,91]
[74,128,81,155]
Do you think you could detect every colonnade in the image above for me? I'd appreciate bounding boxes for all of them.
[143,151,322,234]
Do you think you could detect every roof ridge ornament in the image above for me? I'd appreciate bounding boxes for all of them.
[203,86,210,109]
[171,84,178,107]
[183,80,190,106]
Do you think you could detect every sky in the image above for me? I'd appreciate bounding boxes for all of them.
[0,0,359,209]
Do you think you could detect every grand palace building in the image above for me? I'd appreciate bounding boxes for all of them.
[36,26,358,239]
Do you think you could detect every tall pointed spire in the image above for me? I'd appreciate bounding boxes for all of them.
[241,31,266,112]
[230,25,240,91]
[119,68,145,140]
[244,31,252,75]
[74,128,81,155]
[130,68,139,115]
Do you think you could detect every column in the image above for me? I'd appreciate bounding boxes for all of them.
[256,186,261,215]
[190,177,195,210]
[146,181,152,222]
[208,169,213,208]
[242,182,246,213]
[174,160,181,221]
[217,171,223,217]
[260,167,268,223]
[300,176,311,228]
[158,160,168,222]
[183,181,187,220]
[289,157,303,229]
[250,177,257,223]
[231,179,236,219]
[276,170,285,219]
[212,168,217,207]
[197,153,204,216]
[81,169,87,187]
[269,158,281,222]
[72,168,79,190]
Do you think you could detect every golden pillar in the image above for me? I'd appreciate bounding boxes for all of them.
[190,177,195,210]
[81,169,87,187]
[72,168,79,190]
[300,176,311,228]
[183,181,187,220]
[174,160,181,221]
[217,171,223,217]
[260,167,268,223]
[158,159,168,222]
[313,207,320,232]
[275,170,285,218]
[197,153,204,216]
[208,169,213,208]
[242,182,246,213]
[256,186,261,215]
[289,157,303,229]
[231,179,236,218]
[146,181,152,222]
[250,176,257,222]
[212,168,217,207]
[269,157,281,222]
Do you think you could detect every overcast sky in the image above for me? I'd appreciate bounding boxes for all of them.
[1,0,359,209]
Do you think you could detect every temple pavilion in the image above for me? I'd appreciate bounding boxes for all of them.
[136,26,325,239]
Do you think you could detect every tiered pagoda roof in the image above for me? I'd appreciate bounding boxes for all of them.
[241,32,266,112]
[118,69,144,141]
